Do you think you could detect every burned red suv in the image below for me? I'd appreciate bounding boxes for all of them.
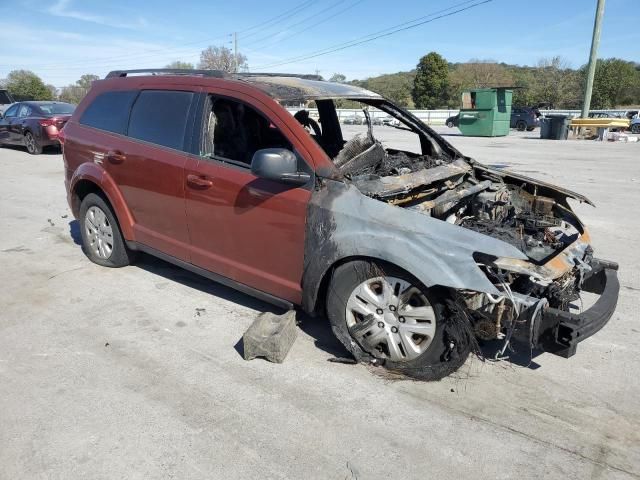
[62,69,619,379]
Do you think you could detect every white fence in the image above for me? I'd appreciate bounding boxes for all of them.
[285,107,632,126]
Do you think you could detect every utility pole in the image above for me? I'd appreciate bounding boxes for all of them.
[581,0,606,118]
[234,32,238,73]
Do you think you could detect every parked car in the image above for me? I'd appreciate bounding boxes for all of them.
[62,69,619,380]
[445,114,459,128]
[383,117,400,127]
[588,112,623,119]
[343,115,363,125]
[0,89,15,114]
[0,101,75,154]
[510,107,540,131]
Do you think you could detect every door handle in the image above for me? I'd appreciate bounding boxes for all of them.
[186,174,213,189]
[106,151,126,164]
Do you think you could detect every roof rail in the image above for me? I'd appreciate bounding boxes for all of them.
[105,69,227,79]
[236,72,323,81]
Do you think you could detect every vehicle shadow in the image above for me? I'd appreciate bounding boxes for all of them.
[68,220,82,245]
[296,310,351,358]
[134,253,282,314]
[132,253,350,359]
[99,247,539,369]
[0,144,61,155]
[477,339,543,369]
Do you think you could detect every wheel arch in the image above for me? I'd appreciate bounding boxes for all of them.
[69,166,135,240]
[304,251,445,317]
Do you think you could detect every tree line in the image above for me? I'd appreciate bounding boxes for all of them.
[1,47,637,111]
[351,52,640,110]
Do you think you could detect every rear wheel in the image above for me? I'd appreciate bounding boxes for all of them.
[631,123,640,134]
[79,193,136,267]
[24,131,42,154]
[326,260,472,380]
[516,120,526,131]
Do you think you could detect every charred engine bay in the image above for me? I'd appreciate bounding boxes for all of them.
[335,133,580,263]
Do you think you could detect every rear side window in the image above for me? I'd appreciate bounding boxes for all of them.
[128,90,194,150]
[80,91,137,135]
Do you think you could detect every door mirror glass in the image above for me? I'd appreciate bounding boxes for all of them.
[251,148,310,186]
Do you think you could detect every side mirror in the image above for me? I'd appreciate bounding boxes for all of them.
[251,148,311,186]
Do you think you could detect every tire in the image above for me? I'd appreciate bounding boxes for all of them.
[526,126,535,131]
[326,260,472,381]
[631,124,640,134]
[516,121,526,132]
[79,193,136,267]
[24,131,42,154]
[447,121,454,128]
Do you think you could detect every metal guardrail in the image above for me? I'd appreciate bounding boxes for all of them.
[284,107,633,126]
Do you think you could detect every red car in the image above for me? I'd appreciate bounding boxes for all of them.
[0,101,75,154]
[61,69,619,379]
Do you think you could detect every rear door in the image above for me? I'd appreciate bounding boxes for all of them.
[113,89,197,261]
[183,92,313,303]
[76,88,196,261]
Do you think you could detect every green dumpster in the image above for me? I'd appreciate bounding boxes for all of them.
[458,87,512,137]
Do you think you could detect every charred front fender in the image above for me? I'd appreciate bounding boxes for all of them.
[302,179,528,313]
[68,162,135,241]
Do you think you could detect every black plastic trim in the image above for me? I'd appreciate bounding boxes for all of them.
[538,258,620,358]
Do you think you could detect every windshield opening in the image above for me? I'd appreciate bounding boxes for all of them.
[284,98,452,177]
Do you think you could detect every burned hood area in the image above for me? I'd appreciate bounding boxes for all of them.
[325,102,587,267]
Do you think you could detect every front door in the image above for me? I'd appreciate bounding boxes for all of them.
[184,93,312,303]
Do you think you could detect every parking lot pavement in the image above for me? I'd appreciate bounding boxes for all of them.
[0,134,639,480]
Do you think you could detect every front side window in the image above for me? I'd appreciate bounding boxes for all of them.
[80,91,138,135]
[128,90,194,151]
[201,96,291,166]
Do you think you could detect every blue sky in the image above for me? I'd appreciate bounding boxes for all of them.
[1,0,637,87]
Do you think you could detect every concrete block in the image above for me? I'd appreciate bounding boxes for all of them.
[242,310,298,363]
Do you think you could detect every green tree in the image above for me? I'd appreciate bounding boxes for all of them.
[165,61,194,69]
[412,52,449,109]
[585,58,639,108]
[329,73,346,83]
[5,70,52,101]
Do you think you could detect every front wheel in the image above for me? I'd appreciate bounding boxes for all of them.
[24,131,42,154]
[326,260,472,380]
[447,121,454,128]
[516,121,526,131]
[631,124,640,134]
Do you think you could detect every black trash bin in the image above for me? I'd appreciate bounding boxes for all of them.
[539,117,552,139]
[548,114,570,140]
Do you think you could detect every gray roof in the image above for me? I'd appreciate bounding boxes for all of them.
[240,76,382,101]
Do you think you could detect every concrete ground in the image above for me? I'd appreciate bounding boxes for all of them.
[0,128,639,480]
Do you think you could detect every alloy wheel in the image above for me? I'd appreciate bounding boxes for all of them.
[25,133,36,154]
[345,276,436,361]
